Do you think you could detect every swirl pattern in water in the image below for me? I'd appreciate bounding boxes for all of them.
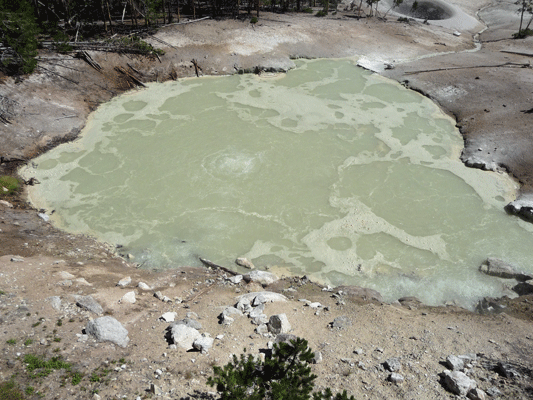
[22,59,533,307]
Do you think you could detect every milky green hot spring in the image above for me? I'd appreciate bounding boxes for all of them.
[22,58,533,307]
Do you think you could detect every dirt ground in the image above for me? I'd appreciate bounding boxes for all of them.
[1,0,533,398]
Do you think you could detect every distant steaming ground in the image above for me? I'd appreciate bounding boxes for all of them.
[22,58,533,308]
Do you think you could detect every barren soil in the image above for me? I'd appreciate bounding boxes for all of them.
[1,0,533,398]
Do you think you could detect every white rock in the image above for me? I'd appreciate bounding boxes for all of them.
[76,295,104,315]
[222,306,243,318]
[248,303,265,318]
[253,293,287,306]
[446,355,464,371]
[0,200,14,208]
[227,275,243,284]
[117,276,131,287]
[309,302,322,309]
[220,315,234,325]
[160,312,177,322]
[444,370,477,396]
[389,373,404,384]
[243,270,279,286]
[235,257,255,269]
[385,358,402,372]
[256,323,269,334]
[59,271,76,279]
[251,314,269,325]
[236,291,287,306]
[171,325,202,350]
[47,296,62,311]
[193,336,215,354]
[38,213,49,222]
[86,316,130,348]
[74,278,92,286]
[120,291,136,304]
[312,351,323,364]
[138,282,151,290]
[10,256,24,262]
[468,388,487,400]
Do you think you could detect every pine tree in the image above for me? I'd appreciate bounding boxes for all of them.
[0,0,40,74]
[208,337,355,400]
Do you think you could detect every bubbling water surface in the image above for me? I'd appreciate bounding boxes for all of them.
[22,58,533,307]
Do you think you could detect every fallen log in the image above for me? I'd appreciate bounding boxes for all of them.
[55,115,78,121]
[164,16,210,27]
[114,66,146,87]
[199,257,239,276]
[75,51,102,71]
[404,62,531,75]
[501,50,533,58]
[191,59,203,77]
[127,63,143,76]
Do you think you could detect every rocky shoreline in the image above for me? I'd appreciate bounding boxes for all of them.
[1,1,533,398]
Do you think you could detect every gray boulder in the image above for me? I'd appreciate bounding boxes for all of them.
[312,351,323,364]
[220,315,234,325]
[193,336,214,354]
[479,258,532,281]
[76,295,104,315]
[243,270,279,286]
[222,307,244,318]
[384,358,401,372]
[170,324,202,350]
[86,316,129,348]
[268,314,291,334]
[172,318,202,330]
[274,333,298,345]
[116,276,132,287]
[446,355,464,371]
[236,291,287,306]
[119,291,136,304]
[468,388,487,400]
[248,304,265,318]
[235,257,255,270]
[251,314,269,325]
[227,275,243,284]
[48,296,62,311]
[330,316,352,329]
[443,370,477,396]
[389,372,404,384]
[219,307,243,325]
[255,324,269,334]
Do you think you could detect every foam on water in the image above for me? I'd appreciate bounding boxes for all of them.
[21,58,532,307]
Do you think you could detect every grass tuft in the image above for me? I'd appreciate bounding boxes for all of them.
[24,354,71,378]
[0,380,25,400]
[0,176,20,196]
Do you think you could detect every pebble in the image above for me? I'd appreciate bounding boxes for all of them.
[389,372,404,384]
